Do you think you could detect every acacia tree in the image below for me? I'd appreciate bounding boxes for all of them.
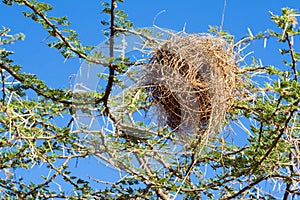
[0,0,299,199]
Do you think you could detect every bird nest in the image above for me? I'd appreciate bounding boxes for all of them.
[141,33,238,139]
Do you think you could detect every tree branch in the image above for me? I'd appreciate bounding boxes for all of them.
[286,33,298,81]
[283,152,294,200]
[22,0,110,66]
[115,27,159,44]
[0,69,5,105]
[250,104,297,174]
[222,175,269,199]
[101,0,116,116]
[0,63,71,105]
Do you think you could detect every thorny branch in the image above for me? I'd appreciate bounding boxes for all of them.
[1,1,299,199]
[0,69,5,105]
[223,175,270,200]
[101,0,116,116]
[21,0,109,66]
[115,27,159,44]
[251,103,298,174]
[282,152,293,200]
[0,63,71,105]
[286,33,298,81]
[19,0,150,113]
[224,103,299,199]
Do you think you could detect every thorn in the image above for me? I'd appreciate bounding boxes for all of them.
[264,38,267,48]
[182,22,187,33]
[247,27,254,39]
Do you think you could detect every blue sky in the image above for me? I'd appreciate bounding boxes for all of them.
[1,0,299,90]
[0,0,300,198]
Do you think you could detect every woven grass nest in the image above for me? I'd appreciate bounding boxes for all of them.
[142,33,238,138]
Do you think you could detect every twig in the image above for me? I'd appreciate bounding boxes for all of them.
[286,33,298,81]
[0,28,10,37]
[255,122,264,152]
[239,66,268,74]
[283,152,294,200]
[22,0,110,66]
[251,105,297,173]
[115,27,158,44]
[101,0,116,117]
[0,69,5,105]
[0,63,71,105]
[222,175,270,199]
[225,103,298,199]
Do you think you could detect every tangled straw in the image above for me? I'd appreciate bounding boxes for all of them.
[141,33,238,140]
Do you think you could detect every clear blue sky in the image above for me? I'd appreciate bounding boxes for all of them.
[1,0,299,89]
[0,0,299,198]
